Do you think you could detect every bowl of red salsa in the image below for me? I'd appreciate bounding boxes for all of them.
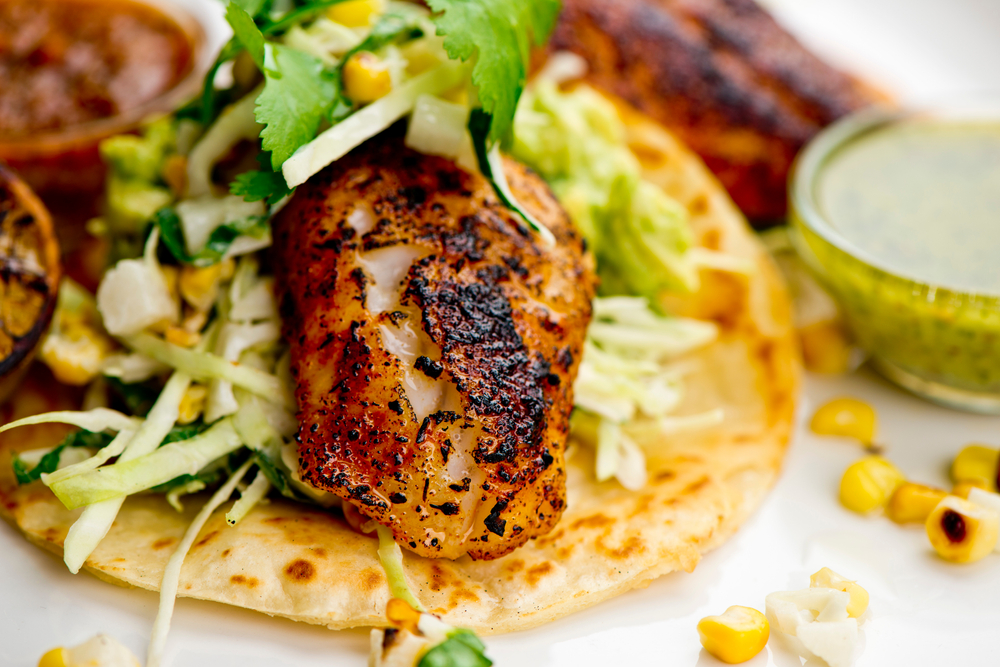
[0,0,206,220]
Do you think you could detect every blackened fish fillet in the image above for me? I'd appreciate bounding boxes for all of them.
[272,131,596,560]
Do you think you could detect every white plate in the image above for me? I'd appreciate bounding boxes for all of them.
[3,1,1000,665]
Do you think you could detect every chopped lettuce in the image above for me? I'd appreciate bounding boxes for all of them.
[146,458,255,667]
[62,370,194,573]
[124,333,294,411]
[153,204,270,268]
[572,298,720,489]
[376,525,425,612]
[97,229,179,337]
[226,469,271,525]
[0,408,139,436]
[50,418,244,509]
[513,81,699,298]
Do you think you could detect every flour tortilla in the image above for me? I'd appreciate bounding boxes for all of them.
[0,96,799,635]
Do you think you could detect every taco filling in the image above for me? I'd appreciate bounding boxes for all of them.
[0,1,798,665]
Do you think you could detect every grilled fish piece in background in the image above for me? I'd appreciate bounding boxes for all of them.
[273,131,596,560]
[550,0,885,223]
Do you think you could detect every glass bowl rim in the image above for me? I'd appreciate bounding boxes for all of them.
[789,99,1000,300]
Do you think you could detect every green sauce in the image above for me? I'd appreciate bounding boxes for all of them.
[817,121,1000,295]
[793,114,1000,412]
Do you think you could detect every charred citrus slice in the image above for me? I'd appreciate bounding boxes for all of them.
[0,163,61,402]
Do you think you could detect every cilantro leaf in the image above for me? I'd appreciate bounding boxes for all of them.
[231,0,267,18]
[226,3,265,68]
[231,170,293,205]
[152,207,270,267]
[427,0,561,144]
[160,422,211,446]
[13,446,66,485]
[106,376,161,417]
[257,43,338,170]
[419,630,493,667]
[231,152,294,204]
[12,429,116,485]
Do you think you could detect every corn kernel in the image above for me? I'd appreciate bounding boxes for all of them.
[887,482,948,524]
[161,154,188,197]
[40,323,113,386]
[839,456,906,514]
[159,265,180,309]
[386,598,422,633]
[952,480,989,499]
[343,52,392,105]
[177,384,207,425]
[164,326,201,348]
[810,397,876,445]
[799,320,852,375]
[38,647,68,667]
[179,264,223,312]
[809,567,869,618]
[327,0,383,27]
[697,606,769,664]
[926,495,999,564]
[951,445,999,491]
[218,258,236,282]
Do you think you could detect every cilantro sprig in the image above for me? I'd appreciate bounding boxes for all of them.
[193,0,563,239]
[419,629,493,667]
[152,207,270,267]
[427,0,561,145]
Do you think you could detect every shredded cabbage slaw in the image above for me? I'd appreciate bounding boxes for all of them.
[6,6,748,665]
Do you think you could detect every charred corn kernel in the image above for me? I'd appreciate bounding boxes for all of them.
[926,495,999,563]
[887,482,948,524]
[177,384,207,425]
[38,647,68,667]
[839,456,906,514]
[697,606,769,664]
[810,397,876,444]
[953,480,989,499]
[327,0,383,27]
[343,52,392,104]
[161,154,187,196]
[164,325,201,348]
[951,445,999,490]
[799,321,853,375]
[179,264,222,312]
[809,567,869,618]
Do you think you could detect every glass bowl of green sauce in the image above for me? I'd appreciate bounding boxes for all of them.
[790,103,1000,413]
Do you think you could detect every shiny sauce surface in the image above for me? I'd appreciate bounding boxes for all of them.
[817,120,1000,294]
[0,0,195,136]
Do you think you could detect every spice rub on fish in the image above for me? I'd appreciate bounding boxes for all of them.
[272,131,596,560]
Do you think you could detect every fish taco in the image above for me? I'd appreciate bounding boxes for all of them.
[0,0,798,663]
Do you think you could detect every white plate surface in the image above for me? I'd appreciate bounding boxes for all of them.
[4,1,1000,665]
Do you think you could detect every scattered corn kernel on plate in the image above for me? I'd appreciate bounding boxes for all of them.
[4,0,1000,665]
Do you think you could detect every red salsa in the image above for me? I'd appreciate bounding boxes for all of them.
[0,0,196,137]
